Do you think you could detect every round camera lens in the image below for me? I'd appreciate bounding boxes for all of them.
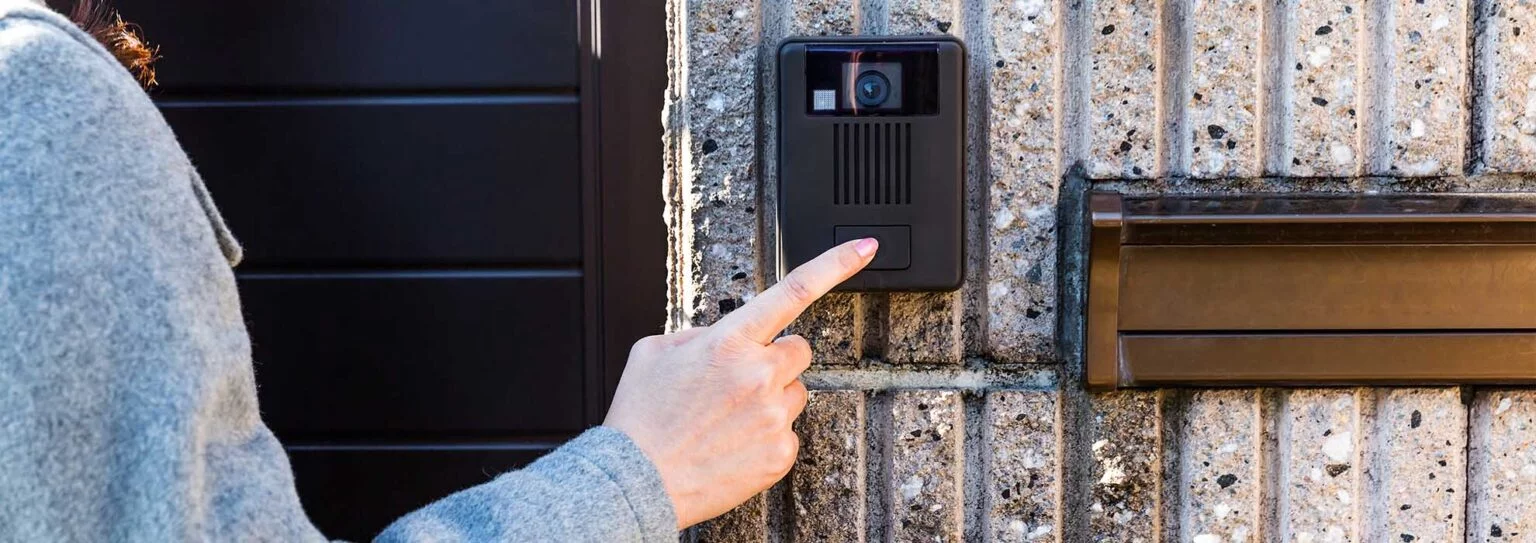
[854,71,891,108]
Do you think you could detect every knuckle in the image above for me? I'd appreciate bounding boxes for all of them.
[778,274,816,306]
[770,433,800,468]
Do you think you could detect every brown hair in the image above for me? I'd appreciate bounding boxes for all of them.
[63,0,157,88]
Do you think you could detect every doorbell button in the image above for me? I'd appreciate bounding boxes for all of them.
[835,226,911,270]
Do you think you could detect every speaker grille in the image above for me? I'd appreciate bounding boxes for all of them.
[833,121,911,205]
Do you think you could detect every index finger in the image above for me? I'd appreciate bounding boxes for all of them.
[713,238,879,344]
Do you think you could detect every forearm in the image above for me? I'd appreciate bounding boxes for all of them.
[374,427,677,543]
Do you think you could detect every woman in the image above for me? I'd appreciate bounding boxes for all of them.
[0,0,879,540]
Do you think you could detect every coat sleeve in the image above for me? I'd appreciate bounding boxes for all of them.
[375,426,678,543]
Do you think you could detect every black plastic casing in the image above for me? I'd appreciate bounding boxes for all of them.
[777,36,965,292]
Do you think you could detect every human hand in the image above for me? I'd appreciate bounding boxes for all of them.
[603,238,879,529]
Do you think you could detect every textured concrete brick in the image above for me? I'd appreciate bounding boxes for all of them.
[886,0,961,35]
[1484,0,1536,172]
[792,390,867,543]
[1187,0,1261,178]
[886,293,963,364]
[985,0,1059,363]
[1469,391,1536,543]
[882,0,965,365]
[696,492,769,542]
[771,1,863,365]
[1288,0,1362,176]
[666,0,762,327]
[890,390,965,542]
[1178,390,1260,542]
[1088,391,1160,542]
[1088,0,1159,178]
[984,390,1059,542]
[1364,388,1467,542]
[1278,389,1362,543]
[1383,0,1465,176]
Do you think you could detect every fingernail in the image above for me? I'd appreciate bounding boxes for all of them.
[854,237,879,258]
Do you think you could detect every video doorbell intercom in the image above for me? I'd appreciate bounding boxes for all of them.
[776,36,966,291]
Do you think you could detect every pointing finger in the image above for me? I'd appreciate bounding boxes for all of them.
[713,238,878,344]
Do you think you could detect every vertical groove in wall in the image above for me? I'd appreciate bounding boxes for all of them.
[1464,0,1492,174]
[1053,167,1091,543]
[1159,389,1190,542]
[765,481,788,543]
[961,0,990,361]
[1359,0,1394,176]
[1258,0,1295,175]
[1360,387,1386,541]
[1155,0,1191,178]
[1465,387,1487,543]
[757,0,784,295]
[866,391,894,543]
[1256,389,1281,542]
[962,392,986,541]
[1058,0,1091,171]
[662,0,686,331]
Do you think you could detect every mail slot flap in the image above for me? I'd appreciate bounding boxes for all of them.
[1085,192,1536,390]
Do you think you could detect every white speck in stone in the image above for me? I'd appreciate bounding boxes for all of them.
[1337,490,1352,504]
[994,206,1016,230]
[1100,461,1128,486]
[1496,397,1514,415]
[1214,503,1232,519]
[1028,525,1052,539]
[1296,533,1315,543]
[1330,143,1354,166]
[1322,431,1353,462]
[1401,159,1442,175]
[1206,153,1227,173]
[1431,14,1449,30]
[732,8,749,19]
[989,282,1009,302]
[1193,534,1222,543]
[1310,467,1324,482]
[1009,520,1026,533]
[1091,502,1104,513]
[1092,440,1109,453]
[1220,443,1238,454]
[844,435,855,450]
[1021,451,1047,469]
[1024,204,1052,222]
[929,503,942,512]
[901,475,924,500]
[706,96,725,111]
[1307,46,1333,68]
[1323,526,1346,543]
[1410,118,1426,138]
[1522,464,1536,479]
[1527,75,1536,89]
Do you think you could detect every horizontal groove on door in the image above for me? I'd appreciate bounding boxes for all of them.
[288,447,551,540]
[115,0,577,91]
[240,276,585,437]
[163,101,581,265]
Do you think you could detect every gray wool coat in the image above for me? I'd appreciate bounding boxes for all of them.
[0,1,677,540]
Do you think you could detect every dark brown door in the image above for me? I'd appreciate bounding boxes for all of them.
[100,0,666,538]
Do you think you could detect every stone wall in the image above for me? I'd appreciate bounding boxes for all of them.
[663,0,1536,541]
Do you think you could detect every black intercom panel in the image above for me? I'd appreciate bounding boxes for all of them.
[777,36,965,291]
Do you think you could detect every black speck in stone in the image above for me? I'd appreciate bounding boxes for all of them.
[1193,92,1204,101]
[1015,413,1026,421]
[1208,124,1228,139]
[1119,141,1132,153]
[1348,108,1357,116]
[1293,158,1302,166]
[1492,524,1504,537]
[730,272,747,281]
[1515,27,1522,37]
[1411,410,1423,428]
[1316,25,1333,35]
[996,60,1006,68]
[1026,308,1043,319]
[1312,96,1329,106]
[1296,62,1305,71]
[1402,535,1416,542]
[1002,489,1013,499]
[937,21,953,32]
[1216,474,1238,488]
[1401,504,1413,511]
[1132,166,1144,176]
[1324,429,1333,436]
[918,403,930,410]
[701,139,719,155]
[1345,5,1353,12]
[1408,30,1423,44]
[909,430,923,438]
[718,298,738,314]
[1429,473,1437,480]
[1438,460,1447,467]
[1102,24,1116,35]
[1226,140,1237,150]
[744,206,754,213]
[1029,82,1040,93]
[1326,464,1351,477]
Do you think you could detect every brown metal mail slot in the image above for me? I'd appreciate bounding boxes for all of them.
[1086,192,1536,390]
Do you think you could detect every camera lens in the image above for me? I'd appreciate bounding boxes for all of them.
[854,71,891,108]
